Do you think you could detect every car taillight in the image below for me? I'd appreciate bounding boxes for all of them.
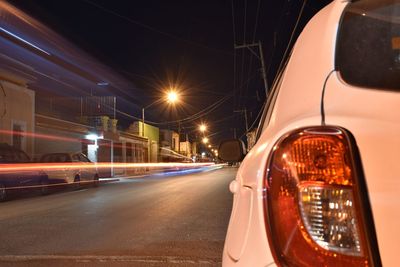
[265,126,380,266]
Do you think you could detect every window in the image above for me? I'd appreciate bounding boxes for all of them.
[113,142,123,163]
[336,0,400,90]
[79,153,91,162]
[16,151,30,163]
[0,148,16,163]
[40,154,51,163]
[126,143,133,162]
[52,154,71,163]
[72,154,80,162]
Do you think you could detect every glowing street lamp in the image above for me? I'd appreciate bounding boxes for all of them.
[202,137,209,144]
[166,90,179,103]
[142,90,180,137]
[199,124,207,133]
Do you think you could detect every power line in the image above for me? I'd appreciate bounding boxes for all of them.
[243,0,262,107]
[129,68,258,126]
[184,112,240,132]
[247,101,265,131]
[238,101,265,139]
[252,0,261,42]
[238,0,248,109]
[81,0,231,56]
[138,93,232,126]
[266,0,291,75]
[231,0,237,108]
[276,0,308,74]
[112,65,260,127]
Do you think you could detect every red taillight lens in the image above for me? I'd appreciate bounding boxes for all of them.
[265,127,378,266]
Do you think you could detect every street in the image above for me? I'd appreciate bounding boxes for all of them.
[0,167,236,267]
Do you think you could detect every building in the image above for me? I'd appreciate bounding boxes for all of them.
[129,121,159,163]
[159,129,183,162]
[0,1,151,177]
[35,113,149,177]
[0,72,35,157]
[179,140,192,159]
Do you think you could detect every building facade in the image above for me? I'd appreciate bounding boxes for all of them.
[0,75,35,157]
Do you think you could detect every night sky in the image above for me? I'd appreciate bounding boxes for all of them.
[8,0,331,145]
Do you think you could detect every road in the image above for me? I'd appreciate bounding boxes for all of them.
[0,167,236,267]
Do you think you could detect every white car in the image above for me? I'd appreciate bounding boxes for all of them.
[40,152,99,187]
[220,0,398,266]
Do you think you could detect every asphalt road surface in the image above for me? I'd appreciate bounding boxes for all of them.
[0,166,236,266]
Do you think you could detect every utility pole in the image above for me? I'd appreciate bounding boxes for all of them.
[178,121,181,154]
[186,133,189,157]
[141,108,145,137]
[234,41,269,97]
[234,109,249,133]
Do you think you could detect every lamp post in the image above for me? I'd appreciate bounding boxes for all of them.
[142,100,161,137]
[141,90,179,137]
[199,124,207,133]
[166,91,180,153]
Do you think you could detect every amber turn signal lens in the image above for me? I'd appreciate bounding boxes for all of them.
[265,127,373,266]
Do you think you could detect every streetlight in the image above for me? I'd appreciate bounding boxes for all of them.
[164,90,181,153]
[199,124,207,133]
[142,90,180,137]
[167,91,179,103]
[202,137,209,144]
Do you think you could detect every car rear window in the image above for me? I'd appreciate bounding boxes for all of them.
[0,149,17,163]
[16,151,30,163]
[336,0,400,91]
[0,149,30,163]
[40,153,71,163]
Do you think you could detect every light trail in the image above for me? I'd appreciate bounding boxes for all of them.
[1,179,96,191]
[0,163,225,191]
[0,129,79,143]
[0,162,216,173]
[0,130,131,149]
[0,26,51,55]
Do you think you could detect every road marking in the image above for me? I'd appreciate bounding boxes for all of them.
[0,255,221,265]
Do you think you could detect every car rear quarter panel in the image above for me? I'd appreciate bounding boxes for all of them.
[324,74,400,266]
[223,1,349,265]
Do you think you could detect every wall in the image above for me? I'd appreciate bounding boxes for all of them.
[34,114,92,159]
[159,129,179,151]
[179,141,192,157]
[0,79,35,157]
[117,133,148,176]
[172,132,179,152]
[34,126,83,159]
[131,121,159,162]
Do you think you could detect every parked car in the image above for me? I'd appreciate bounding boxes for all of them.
[0,143,49,201]
[219,0,397,266]
[39,152,99,187]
